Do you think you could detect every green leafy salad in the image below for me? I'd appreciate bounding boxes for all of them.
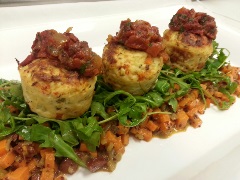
[0,41,239,167]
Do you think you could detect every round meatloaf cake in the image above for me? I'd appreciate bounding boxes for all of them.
[102,19,166,96]
[163,7,217,72]
[18,28,102,120]
[19,58,97,120]
[102,44,163,96]
[163,29,213,72]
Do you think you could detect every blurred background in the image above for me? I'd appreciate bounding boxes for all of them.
[0,0,127,7]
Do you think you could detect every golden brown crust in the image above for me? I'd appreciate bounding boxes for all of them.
[162,29,213,72]
[18,58,97,120]
[102,44,163,95]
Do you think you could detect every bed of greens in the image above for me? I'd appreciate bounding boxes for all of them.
[0,41,238,167]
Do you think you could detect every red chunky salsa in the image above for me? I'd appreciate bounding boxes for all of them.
[169,7,217,40]
[19,28,102,78]
[111,19,165,57]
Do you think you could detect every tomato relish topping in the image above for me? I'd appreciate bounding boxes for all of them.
[169,7,217,40]
[19,28,102,78]
[110,19,165,57]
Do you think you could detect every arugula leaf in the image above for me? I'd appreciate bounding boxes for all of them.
[58,121,79,146]
[0,106,16,138]
[30,124,52,143]
[48,132,86,167]
[17,125,31,141]
[118,96,136,116]
[29,114,102,151]
[155,80,170,94]
[125,103,148,126]
[91,101,109,119]
[218,88,236,110]
[0,80,26,110]
[103,90,135,106]
[169,98,178,112]
[22,124,86,167]
[144,92,164,108]
[71,117,102,151]
[206,45,229,71]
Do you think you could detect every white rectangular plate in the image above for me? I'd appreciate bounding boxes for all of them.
[1,0,240,179]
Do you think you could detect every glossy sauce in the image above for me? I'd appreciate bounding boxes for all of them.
[19,29,102,78]
[110,19,165,57]
[169,7,217,40]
